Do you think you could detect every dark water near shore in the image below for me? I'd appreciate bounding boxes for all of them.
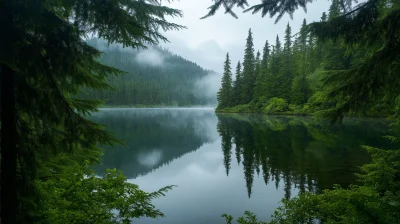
[91,108,393,223]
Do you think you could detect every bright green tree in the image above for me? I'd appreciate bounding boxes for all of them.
[217,53,234,108]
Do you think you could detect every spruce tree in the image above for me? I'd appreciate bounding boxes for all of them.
[217,53,233,108]
[252,51,263,106]
[261,40,270,72]
[277,23,294,101]
[291,75,311,105]
[0,1,184,222]
[232,61,243,105]
[241,29,256,104]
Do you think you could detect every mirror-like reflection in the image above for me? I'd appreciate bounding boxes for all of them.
[216,114,393,201]
[91,109,392,223]
[91,108,219,178]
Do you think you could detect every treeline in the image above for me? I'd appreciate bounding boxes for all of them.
[216,0,391,116]
[84,39,217,107]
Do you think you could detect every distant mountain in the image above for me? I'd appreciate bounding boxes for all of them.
[84,38,219,107]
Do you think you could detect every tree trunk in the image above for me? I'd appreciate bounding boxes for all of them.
[0,64,17,224]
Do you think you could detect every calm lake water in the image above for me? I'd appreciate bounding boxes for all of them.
[91,108,393,224]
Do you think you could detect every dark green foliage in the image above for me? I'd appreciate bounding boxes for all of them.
[241,29,256,104]
[84,39,217,106]
[0,0,184,223]
[233,61,244,105]
[207,0,400,224]
[217,53,234,108]
[216,1,391,117]
[291,76,311,105]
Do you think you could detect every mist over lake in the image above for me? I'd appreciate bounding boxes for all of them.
[91,108,392,224]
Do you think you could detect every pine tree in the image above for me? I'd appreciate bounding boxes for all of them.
[277,23,294,101]
[0,1,183,222]
[261,40,270,71]
[241,29,256,104]
[232,61,243,105]
[217,53,233,108]
[291,75,311,105]
[252,51,263,106]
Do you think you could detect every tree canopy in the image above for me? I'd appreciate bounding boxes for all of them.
[0,0,184,223]
[209,0,400,223]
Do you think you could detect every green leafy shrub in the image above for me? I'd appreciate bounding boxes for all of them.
[263,98,289,114]
[216,104,251,113]
[36,163,175,224]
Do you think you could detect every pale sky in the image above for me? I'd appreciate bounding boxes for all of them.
[160,0,331,73]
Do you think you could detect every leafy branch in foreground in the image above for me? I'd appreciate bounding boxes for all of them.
[37,163,176,224]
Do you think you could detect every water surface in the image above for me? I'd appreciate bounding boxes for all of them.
[91,108,392,223]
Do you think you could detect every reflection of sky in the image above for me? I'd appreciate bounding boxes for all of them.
[137,149,163,167]
[129,139,298,224]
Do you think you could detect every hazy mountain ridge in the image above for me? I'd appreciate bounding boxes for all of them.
[84,39,220,107]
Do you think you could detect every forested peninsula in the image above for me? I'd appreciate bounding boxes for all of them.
[215,1,392,118]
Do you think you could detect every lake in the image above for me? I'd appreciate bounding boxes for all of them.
[90,108,393,224]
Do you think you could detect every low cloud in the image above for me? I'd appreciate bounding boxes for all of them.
[135,47,165,67]
[193,72,222,106]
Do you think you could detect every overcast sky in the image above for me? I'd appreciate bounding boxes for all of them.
[159,0,331,73]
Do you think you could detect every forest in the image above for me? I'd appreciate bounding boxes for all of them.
[216,0,392,117]
[1,0,400,223]
[84,39,217,107]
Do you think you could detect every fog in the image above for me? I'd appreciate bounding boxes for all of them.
[89,38,221,106]
[135,47,166,67]
[193,72,222,106]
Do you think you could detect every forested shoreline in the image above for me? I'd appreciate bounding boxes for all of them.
[83,39,218,107]
[216,0,392,118]
[1,0,400,223]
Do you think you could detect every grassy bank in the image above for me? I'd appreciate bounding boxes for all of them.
[99,104,216,109]
[215,103,311,116]
[215,102,389,118]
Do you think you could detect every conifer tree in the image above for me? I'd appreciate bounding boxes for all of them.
[217,53,233,108]
[232,61,243,105]
[291,75,311,105]
[261,40,270,71]
[263,43,279,100]
[241,29,256,104]
[0,1,184,222]
[252,51,263,106]
[277,23,294,101]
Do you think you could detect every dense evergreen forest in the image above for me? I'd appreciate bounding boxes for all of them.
[0,1,187,223]
[1,0,400,223]
[84,39,217,107]
[209,0,400,223]
[216,0,392,117]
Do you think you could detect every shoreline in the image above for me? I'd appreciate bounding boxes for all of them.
[97,106,387,119]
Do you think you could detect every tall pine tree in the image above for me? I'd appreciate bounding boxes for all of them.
[217,53,233,108]
[241,29,256,104]
[232,61,243,105]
